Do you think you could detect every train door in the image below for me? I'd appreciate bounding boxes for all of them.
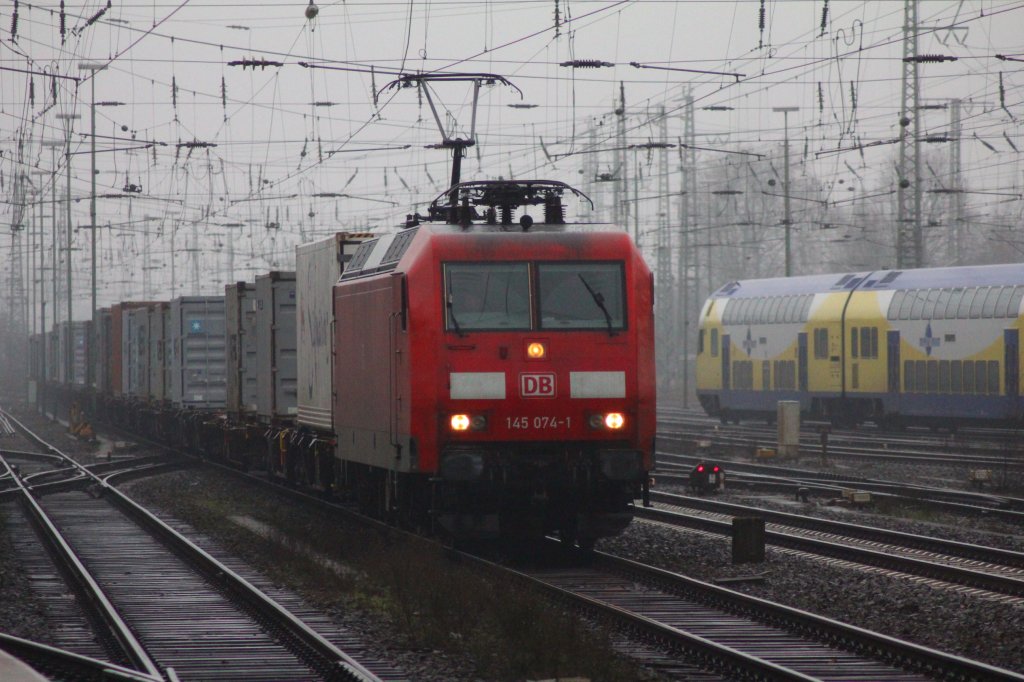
[887,331,901,413]
[797,333,808,391]
[721,334,731,390]
[1006,329,1019,401]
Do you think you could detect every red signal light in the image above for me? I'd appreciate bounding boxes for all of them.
[696,465,704,473]
[713,466,720,473]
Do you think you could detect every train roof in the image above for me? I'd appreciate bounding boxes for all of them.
[711,262,1024,299]
[339,223,640,281]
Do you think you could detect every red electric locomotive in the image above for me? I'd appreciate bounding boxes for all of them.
[331,181,656,545]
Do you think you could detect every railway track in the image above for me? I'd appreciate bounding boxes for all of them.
[654,450,1024,523]
[477,542,1024,682]
[42,409,1024,681]
[0,409,392,682]
[638,491,1024,602]
[659,408,1024,469]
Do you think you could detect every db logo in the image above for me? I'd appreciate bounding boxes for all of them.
[520,373,556,398]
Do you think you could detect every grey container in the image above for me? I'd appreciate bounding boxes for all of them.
[295,233,372,430]
[57,321,90,386]
[256,271,297,421]
[125,307,151,399]
[148,302,169,402]
[168,296,226,408]
[92,308,112,392]
[225,282,258,415]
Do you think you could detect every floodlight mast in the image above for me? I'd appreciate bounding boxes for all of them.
[379,73,522,223]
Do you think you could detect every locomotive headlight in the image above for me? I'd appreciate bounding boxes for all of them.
[589,412,626,430]
[526,341,546,359]
[450,414,487,432]
[604,412,626,430]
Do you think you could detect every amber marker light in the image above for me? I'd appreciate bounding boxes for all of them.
[450,414,471,431]
[526,342,546,359]
[604,412,625,430]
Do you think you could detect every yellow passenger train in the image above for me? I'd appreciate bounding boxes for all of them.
[696,264,1024,428]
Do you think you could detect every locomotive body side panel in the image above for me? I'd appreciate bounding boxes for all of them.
[333,274,412,471]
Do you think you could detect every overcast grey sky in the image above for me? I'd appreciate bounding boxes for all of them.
[2,1,1022,316]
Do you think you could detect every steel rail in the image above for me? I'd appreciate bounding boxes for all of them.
[2,408,385,682]
[649,489,1024,567]
[0,633,161,682]
[0,455,164,678]
[635,503,1024,599]
[590,550,1024,682]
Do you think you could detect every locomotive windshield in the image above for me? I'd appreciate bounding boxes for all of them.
[443,261,626,332]
[537,263,625,331]
[445,263,532,331]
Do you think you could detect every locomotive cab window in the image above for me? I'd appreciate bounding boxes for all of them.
[444,263,531,331]
[538,262,625,331]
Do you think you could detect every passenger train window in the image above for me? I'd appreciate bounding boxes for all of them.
[988,361,1000,394]
[939,361,950,392]
[909,290,927,319]
[800,295,814,321]
[781,297,796,323]
[850,327,859,358]
[994,287,1014,317]
[951,360,962,392]
[711,328,719,356]
[444,263,531,331]
[969,286,989,319]
[921,289,941,320]
[1007,287,1024,318]
[813,328,828,359]
[963,361,975,393]
[957,288,977,318]
[982,287,1002,317]
[698,330,705,354]
[898,290,916,319]
[945,289,965,319]
[887,291,905,320]
[933,290,951,319]
[538,262,626,331]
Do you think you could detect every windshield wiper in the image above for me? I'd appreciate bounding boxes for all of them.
[578,274,615,336]
[446,284,465,337]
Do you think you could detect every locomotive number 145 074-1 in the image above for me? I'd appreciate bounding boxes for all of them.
[505,416,571,430]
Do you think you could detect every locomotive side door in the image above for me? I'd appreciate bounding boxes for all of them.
[797,332,808,392]
[887,330,901,412]
[1006,329,1019,401]
[721,333,731,390]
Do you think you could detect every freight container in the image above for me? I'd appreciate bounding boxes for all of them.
[162,304,172,404]
[110,302,153,397]
[148,303,169,403]
[225,282,258,415]
[296,233,372,430]
[256,271,297,420]
[168,296,226,408]
[125,307,150,399]
[56,321,89,386]
[92,308,112,393]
